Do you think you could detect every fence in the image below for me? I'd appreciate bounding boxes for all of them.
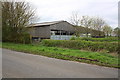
[50,35,75,40]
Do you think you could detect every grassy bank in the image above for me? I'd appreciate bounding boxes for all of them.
[2,42,119,68]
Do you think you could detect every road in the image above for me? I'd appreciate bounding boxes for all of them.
[2,48,118,78]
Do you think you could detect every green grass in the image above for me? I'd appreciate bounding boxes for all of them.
[2,42,119,68]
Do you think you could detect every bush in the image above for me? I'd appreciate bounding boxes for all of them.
[70,37,76,40]
[41,39,118,52]
[3,32,31,44]
[21,33,31,44]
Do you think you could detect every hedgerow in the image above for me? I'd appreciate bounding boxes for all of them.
[41,39,118,52]
[70,37,118,42]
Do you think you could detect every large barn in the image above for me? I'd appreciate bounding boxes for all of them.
[28,21,75,40]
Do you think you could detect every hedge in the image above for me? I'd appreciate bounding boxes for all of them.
[70,37,118,42]
[41,39,118,52]
[3,33,31,44]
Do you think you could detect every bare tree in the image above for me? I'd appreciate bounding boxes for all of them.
[103,25,113,37]
[69,11,81,26]
[80,16,92,37]
[2,1,35,43]
[91,17,106,36]
[67,11,81,37]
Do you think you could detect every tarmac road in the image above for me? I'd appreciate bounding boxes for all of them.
[2,48,118,78]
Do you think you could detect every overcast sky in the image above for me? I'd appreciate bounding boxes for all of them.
[26,0,119,28]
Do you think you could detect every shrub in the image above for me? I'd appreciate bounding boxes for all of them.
[22,33,31,44]
[3,32,31,44]
[70,37,76,40]
[41,39,118,52]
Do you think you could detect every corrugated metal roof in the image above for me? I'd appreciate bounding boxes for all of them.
[29,20,65,27]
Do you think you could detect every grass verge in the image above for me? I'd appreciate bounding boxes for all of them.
[2,42,119,68]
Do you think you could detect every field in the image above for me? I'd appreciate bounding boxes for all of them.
[2,42,119,68]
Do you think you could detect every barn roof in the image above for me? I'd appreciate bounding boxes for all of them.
[28,20,66,27]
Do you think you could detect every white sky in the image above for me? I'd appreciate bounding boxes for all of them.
[26,0,119,28]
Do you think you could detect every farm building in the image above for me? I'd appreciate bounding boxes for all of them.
[28,20,75,40]
[28,20,105,40]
